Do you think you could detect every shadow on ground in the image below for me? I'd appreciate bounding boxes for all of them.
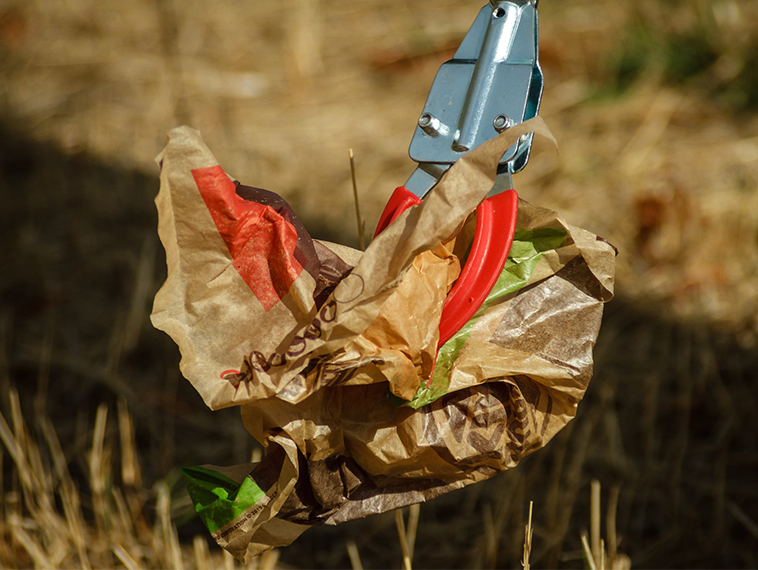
[1,118,756,569]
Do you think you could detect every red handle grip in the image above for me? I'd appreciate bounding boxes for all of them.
[375,187,519,354]
[374,186,422,238]
[437,189,518,348]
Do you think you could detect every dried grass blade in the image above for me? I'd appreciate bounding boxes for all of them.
[113,544,142,570]
[591,479,602,570]
[607,486,620,560]
[7,391,37,495]
[156,483,183,570]
[193,536,210,569]
[347,540,364,570]
[522,501,534,570]
[33,310,55,414]
[89,404,109,531]
[60,479,91,570]
[349,148,365,251]
[260,548,280,570]
[10,520,51,569]
[168,522,184,570]
[483,501,497,565]
[395,508,412,570]
[33,503,70,568]
[123,237,155,352]
[406,503,420,560]
[0,310,12,405]
[5,392,57,534]
[618,90,682,176]
[38,414,70,489]
[581,531,598,570]
[111,487,137,544]
[0,407,29,490]
[224,548,235,570]
[727,502,758,539]
[117,397,142,487]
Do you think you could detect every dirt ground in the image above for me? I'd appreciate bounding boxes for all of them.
[2,0,758,568]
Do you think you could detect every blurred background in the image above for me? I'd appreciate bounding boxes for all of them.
[1,0,758,567]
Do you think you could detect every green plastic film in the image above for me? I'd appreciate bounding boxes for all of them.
[182,466,267,534]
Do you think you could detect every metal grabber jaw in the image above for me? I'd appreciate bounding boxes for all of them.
[375,1,544,360]
[405,0,543,198]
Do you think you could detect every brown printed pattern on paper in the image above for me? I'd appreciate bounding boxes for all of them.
[421,382,542,470]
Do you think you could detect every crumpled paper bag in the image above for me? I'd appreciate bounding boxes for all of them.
[152,117,615,561]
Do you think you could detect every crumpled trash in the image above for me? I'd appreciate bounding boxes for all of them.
[151,117,615,561]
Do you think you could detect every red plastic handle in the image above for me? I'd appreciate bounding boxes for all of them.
[375,186,519,354]
[437,189,518,348]
[374,186,422,238]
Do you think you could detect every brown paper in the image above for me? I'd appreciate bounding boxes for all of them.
[152,116,615,560]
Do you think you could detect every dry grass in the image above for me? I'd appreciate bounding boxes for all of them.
[0,388,280,569]
[579,480,631,570]
[2,0,758,567]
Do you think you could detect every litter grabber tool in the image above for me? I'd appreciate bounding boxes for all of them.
[375,0,543,350]
[153,0,617,558]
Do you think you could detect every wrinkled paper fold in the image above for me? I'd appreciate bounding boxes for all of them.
[152,117,615,561]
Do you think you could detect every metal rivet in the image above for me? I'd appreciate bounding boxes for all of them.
[493,114,513,133]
